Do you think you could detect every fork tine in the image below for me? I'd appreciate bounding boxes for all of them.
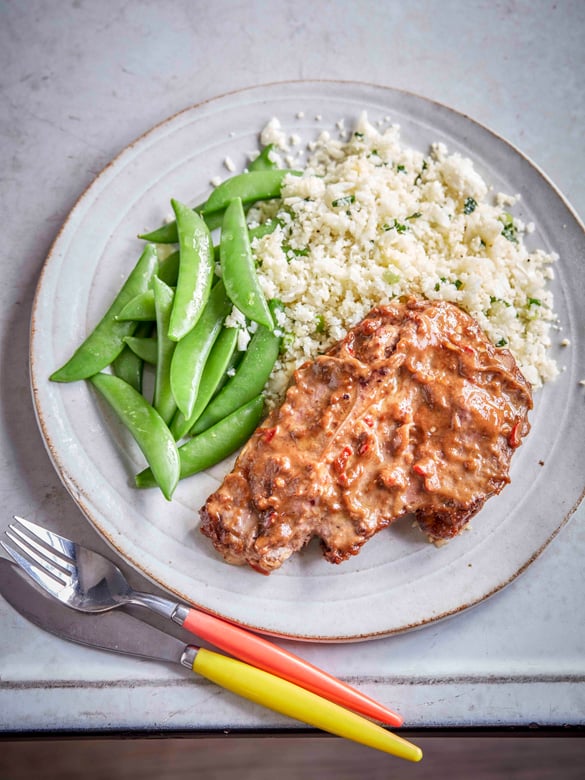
[4,525,73,584]
[13,516,77,561]
[1,540,69,595]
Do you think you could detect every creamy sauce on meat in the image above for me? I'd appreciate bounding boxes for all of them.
[200,299,532,573]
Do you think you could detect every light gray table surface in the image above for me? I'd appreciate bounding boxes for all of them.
[1,0,583,734]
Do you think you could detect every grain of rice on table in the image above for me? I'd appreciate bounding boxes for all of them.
[246,113,558,407]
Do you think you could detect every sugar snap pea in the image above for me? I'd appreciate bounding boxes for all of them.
[210,338,243,396]
[152,276,177,424]
[247,219,280,242]
[51,244,158,382]
[112,345,143,392]
[112,322,152,393]
[116,289,156,321]
[138,221,177,245]
[201,169,300,215]
[220,197,273,329]
[191,320,281,435]
[123,335,158,365]
[168,199,214,341]
[137,145,278,245]
[170,280,231,420]
[156,249,180,286]
[89,373,180,500]
[247,143,277,172]
[170,325,238,440]
[138,208,224,245]
[158,246,220,287]
[135,394,264,489]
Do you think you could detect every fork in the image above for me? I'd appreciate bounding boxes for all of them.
[2,516,402,726]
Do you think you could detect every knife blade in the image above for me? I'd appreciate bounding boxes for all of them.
[0,558,422,762]
[0,557,186,663]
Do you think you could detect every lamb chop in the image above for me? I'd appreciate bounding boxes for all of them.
[200,298,533,574]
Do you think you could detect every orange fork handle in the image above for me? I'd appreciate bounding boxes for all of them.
[181,608,402,727]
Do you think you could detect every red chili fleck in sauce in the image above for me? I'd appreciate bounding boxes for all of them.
[363,415,374,427]
[333,446,352,475]
[358,441,369,456]
[262,427,277,444]
[508,422,522,448]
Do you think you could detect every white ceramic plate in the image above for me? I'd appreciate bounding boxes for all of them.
[30,81,585,641]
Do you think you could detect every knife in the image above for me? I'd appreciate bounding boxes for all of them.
[0,560,422,762]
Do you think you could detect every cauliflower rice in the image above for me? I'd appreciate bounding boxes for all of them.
[247,113,558,405]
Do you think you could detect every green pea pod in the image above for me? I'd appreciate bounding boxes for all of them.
[247,144,277,172]
[50,244,158,382]
[89,373,180,501]
[137,146,280,245]
[152,277,177,424]
[210,338,244,396]
[123,335,158,365]
[135,394,264,488]
[201,169,300,215]
[170,280,231,420]
[191,321,281,435]
[170,325,238,440]
[221,197,273,330]
[200,210,226,232]
[112,322,152,393]
[158,247,219,287]
[247,220,280,242]
[112,345,143,392]
[156,249,180,286]
[138,208,224,245]
[116,289,156,321]
[168,199,214,342]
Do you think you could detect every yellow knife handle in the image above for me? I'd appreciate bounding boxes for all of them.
[191,647,422,763]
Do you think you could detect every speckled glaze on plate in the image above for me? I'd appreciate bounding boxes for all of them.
[30,81,585,641]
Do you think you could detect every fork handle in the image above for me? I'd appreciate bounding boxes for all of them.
[176,607,402,727]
